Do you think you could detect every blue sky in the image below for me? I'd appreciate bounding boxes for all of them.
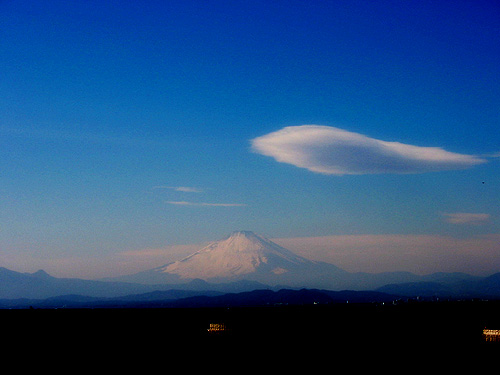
[1,1,499,277]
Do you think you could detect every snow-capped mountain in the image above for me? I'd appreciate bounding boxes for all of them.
[158,230,316,280]
[2,231,487,299]
[120,231,351,288]
[109,231,482,290]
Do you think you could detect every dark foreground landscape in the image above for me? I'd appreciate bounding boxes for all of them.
[5,300,500,356]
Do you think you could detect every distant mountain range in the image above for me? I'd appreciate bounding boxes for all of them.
[0,286,402,309]
[1,265,500,309]
[104,231,494,292]
[0,266,267,300]
[378,272,500,299]
[1,231,500,308]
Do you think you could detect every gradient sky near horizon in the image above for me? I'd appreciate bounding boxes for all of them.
[1,0,499,278]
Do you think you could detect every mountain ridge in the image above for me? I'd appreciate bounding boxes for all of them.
[111,231,485,291]
[2,231,500,301]
[1,266,500,303]
[0,287,401,309]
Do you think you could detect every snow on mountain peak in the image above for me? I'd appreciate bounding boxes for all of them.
[221,231,275,251]
[157,230,314,280]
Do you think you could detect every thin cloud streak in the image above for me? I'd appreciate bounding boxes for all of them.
[251,125,487,175]
[442,212,491,225]
[153,186,204,193]
[166,201,247,207]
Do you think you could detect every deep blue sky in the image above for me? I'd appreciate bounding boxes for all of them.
[1,1,499,277]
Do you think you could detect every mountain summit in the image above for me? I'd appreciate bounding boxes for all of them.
[156,231,315,281]
[114,230,354,287]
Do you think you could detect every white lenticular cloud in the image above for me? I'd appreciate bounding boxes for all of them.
[251,125,486,175]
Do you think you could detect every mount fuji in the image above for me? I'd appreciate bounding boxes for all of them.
[110,231,481,291]
[161,231,320,280]
[2,231,494,300]
[115,231,362,288]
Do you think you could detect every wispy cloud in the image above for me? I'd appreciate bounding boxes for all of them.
[166,201,246,207]
[251,125,487,175]
[482,151,500,158]
[442,212,491,225]
[153,186,204,193]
